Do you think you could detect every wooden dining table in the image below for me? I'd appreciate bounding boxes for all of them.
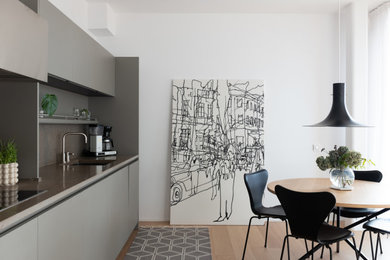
[267,178,390,260]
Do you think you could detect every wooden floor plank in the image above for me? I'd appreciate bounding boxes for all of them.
[117,221,390,260]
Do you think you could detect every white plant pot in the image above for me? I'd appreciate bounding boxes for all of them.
[0,163,19,186]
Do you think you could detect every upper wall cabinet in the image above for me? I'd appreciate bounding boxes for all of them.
[38,0,72,82]
[0,0,48,82]
[37,0,115,96]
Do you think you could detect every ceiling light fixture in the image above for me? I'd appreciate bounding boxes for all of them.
[305,0,369,127]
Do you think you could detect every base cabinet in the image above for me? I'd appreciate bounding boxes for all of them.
[0,161,138,260]
[0,161,139,260]
[0,219,38,260]
[129,160,139,232]
[37,191,86,260]
[37,164,137,260]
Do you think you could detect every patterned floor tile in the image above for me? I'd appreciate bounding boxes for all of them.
[126,227,212,260]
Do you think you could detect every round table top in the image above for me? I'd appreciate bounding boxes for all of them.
[267,178,390,208]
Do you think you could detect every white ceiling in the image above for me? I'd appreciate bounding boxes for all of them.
[85,0,385,14]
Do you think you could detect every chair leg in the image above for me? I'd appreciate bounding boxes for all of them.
[369,231,375,260]
[351,236,358,260]
[374,233,380,260]
[284,220,290,260]
[264,217,270,248]
[336,207,341,253]
[311,241,314,260]
[358,230,368,260]
[242,216,255,260]
[378,233,383,254]
[327,245,333,260]
[280,235,288,260]
[320,245,325,258]
[332,211,336,226]
[374,216,384,255]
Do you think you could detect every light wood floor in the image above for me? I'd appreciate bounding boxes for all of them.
[117,221,390,260]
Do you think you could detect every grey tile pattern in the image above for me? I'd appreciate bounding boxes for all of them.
[126,227,212,260]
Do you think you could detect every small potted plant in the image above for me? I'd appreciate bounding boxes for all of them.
[0,140,19,186]
[316,145,370,190]
[41,94,58,117]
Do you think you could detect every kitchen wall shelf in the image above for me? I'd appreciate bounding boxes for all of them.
[39,115,98,125]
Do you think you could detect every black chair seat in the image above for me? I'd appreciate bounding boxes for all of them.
[317,223,354,244]
[363,219,390,234]
[275,185,358,260]
[333,207,379,218]
[254,205,286,219]
[359,218,390,259]
[242,170,290,259]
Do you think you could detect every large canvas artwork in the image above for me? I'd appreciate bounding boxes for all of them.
[170,79,265,224]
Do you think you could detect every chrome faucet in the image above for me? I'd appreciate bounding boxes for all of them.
[62,132,88,164]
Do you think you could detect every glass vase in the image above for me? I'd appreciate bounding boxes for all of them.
[330,167,355,190]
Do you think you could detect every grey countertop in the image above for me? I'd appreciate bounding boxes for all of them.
[0,154,138,235]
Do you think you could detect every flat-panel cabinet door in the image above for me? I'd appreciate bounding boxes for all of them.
[39,0,73,81]
[92,41,115,96]
[38,0,115,96]
[0,218,38,260]
[72,25,95,90]
[107,166,130,257]
[129,161,139,232]
[81,177,112,260]
[37,192,86,260]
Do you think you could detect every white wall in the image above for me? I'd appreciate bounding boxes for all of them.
[95,13,344,221]
[48,0,88,28]
[46,8,346,221]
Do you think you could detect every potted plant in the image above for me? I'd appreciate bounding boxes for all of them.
[0,140,19,186]
[41,94,58,117]
[316,145,370,190]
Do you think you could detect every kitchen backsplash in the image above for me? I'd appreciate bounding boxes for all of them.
[39,124,88,167]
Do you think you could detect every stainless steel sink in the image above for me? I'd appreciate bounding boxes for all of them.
[69,159,116,166]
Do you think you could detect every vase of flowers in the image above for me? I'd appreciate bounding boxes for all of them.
[316,145,369,190]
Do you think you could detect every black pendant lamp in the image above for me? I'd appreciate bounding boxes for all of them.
[305,83,368,127]
[305,0,370,127]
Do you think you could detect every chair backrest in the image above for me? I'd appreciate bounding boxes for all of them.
[354,170,382,183]
[275,185,336,241]
[244,169,268,214]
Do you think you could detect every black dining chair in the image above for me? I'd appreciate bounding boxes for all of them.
[242,170,289,260]
[332,170,382,221]
[358,218,390,260]
[275,185,357,260]
[329,170,383,255]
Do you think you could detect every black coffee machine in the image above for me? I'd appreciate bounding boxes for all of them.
[103,126,114,152]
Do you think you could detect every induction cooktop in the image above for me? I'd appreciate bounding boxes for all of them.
[0,190,47,212]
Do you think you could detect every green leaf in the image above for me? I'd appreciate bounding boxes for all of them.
[0,140,17,164]
[41,94,58,116]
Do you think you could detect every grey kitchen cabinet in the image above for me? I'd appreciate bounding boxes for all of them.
[107,166,131,258]
[89,57,139,155]
[37,164,138,260]
[129,160,139,232]
[37,190,86,260]
[38,0,115,96]
[0,218,38,260]
[1,0,47,81]
[38,0,72,82]
[72,24,115,96]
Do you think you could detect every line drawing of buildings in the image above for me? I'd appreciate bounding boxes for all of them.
[170,79,264,223]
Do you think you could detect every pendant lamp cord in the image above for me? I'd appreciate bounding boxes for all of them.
[338,0,341,82]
